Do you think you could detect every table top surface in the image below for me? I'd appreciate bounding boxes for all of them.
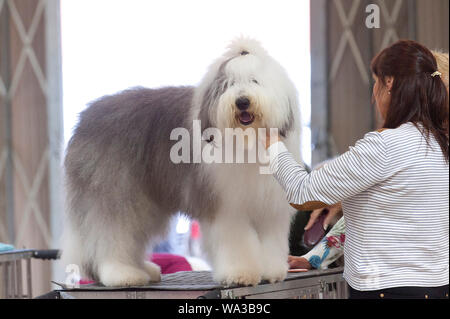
[56,267,344,292]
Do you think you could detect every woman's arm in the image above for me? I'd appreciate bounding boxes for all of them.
[268,131,389,210]
[289,217,346,270]
[304,217,346,269]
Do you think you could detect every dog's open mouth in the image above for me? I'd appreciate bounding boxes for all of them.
[238,111,255,126]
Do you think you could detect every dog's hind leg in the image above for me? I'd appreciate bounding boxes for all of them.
[98,260,151,287]
[89,196,167,286]
[95,219,164,287]
[143,260,162,282]
[98,251,163,287]
[94,216,151,286]
[60,219,85,277]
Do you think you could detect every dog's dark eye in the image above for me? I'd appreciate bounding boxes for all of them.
[229,81,235,87]
[252,79,259,84]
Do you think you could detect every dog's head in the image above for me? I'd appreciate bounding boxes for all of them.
[194,37,300,139]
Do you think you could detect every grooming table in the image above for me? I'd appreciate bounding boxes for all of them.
[0,249,60,299]
[50,267,348,299]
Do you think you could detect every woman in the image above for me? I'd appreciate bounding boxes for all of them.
[288,49,449,273]
[265,40,449,299]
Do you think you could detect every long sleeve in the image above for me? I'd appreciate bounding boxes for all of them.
[302,217,346,269]
[268,131,388,210]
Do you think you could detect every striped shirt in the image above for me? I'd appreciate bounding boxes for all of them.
[269,122,449,291]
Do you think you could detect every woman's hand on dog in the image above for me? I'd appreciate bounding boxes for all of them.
[263,129,281,149]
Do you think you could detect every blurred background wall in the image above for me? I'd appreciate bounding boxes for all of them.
[311,0,449,165]
[0,0,62,297]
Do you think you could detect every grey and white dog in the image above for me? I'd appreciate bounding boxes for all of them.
[62,37,302,287]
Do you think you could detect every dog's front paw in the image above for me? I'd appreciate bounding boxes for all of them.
[98,261,150,287]
[261,268,288,284]
[261,261,288,284]
[214,267,262,287]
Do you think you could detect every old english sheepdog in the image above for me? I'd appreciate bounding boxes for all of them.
[62,37,302,287]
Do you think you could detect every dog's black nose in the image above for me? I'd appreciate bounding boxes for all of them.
[235,97,250,110]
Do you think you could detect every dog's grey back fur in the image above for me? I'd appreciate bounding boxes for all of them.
[65,86,218,220]
[64,87,220,279]
[64,87,218,279]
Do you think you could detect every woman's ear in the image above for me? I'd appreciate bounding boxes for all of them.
[385,76,394,92]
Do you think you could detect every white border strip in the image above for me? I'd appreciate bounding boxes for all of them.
[45,0,64,284]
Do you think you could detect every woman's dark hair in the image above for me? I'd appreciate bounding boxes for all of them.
[371,40,449,162]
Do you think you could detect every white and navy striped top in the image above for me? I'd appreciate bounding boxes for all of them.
[269,122,449,291]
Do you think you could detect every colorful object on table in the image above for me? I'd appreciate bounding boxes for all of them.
[326,234,345,248]
[0,243,14,252]
[79,278,95,285]
[150,253,192,274]
[288,268,309,273]
[307,237,331,269]
[302,217,346,270]
[303,209,329,248]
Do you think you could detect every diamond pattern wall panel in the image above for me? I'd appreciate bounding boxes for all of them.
[327,0,414,155]
[0,0,53,297]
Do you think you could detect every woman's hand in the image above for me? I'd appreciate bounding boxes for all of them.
[288,255,312,270]
[304,203,343,231]
[264,128,281,149]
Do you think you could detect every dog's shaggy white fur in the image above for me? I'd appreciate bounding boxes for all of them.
[62,37,302,287]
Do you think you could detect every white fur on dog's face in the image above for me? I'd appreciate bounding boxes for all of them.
[194,37,300,136]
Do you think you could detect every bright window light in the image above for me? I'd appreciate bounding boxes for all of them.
[175,215,191,234]
[61,0,311,165]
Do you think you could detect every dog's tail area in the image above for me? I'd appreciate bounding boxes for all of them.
[60,176,97,282]
[61,209,100,283]
[60,219,82,273]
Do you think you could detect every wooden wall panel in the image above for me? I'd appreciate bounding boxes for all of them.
[328,0,374,155]
[0,91,7,243]
[312,0,449,162]
[0,0,60,298]
[310,0,329,165]
[0,0,10,245]
[1,1,14,248]
[416,0,449,51]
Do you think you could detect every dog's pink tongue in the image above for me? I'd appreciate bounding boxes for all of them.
[239,112,253,123]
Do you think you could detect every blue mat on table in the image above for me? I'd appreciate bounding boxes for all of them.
[0,243,14,252]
